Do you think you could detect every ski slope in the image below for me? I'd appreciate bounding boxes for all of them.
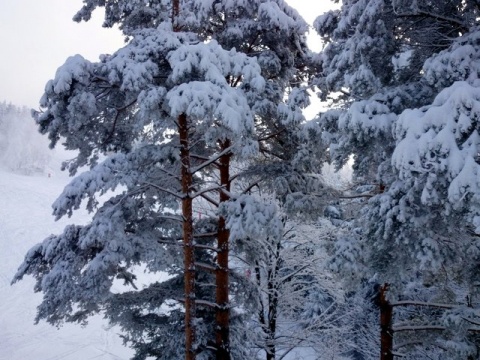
[0,164,133,360]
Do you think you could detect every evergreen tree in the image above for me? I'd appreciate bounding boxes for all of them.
[313,0,480,357]
[12,1,310,359]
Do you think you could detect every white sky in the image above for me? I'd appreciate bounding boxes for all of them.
[0,0,335,108]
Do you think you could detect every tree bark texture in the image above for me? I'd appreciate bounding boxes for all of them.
[172,3,195,359]
[216,140,231,360]
[265,271,278,360]
[172,0,180,30]
[265,239,282,360]
[379,283,393,360]
[179,113,196,360]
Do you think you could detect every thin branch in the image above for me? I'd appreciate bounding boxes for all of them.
[195,261,217,273]
[258,145,286,161]
[257,128,286,143]
[190,146,233,174]
[338,193,375,199]
[195,299,219,308]
[393,340,425,351]
[104,98,137,143]
[199,193,219,207]
[392,301,456,309]
[393,324,480,333]
[219,187,233,199]
[190,153,211,162]
[240,181,260,195]
[232,75,243,88]
[194,232,217,238]
[395,10,468,32]
[193,244,218,252]
[393,325,446,332]
[158,214,183,222]
[190,185,225,199]
[157,239,182,246]
[143,181,185,199]
[155,167,181,182]
[462,317,480,327]
[157,232,218,243]
[274,263,313,285]
[158,215,183,222]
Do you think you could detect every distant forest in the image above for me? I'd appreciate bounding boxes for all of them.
[0,102,51,174]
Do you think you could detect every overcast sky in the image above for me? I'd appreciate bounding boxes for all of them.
[0,0,335,109]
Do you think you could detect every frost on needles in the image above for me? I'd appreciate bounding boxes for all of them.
[12,1,319,359]
[313,0,480,358]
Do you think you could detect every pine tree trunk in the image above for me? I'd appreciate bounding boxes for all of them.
[266,271,278,360]
[216,140,231,360]
[179,113,196,360]
[265,239,281,360]
[254,264,274,360]
[172,3,195,359]
[379,284,393,360]
[172,0,180,29]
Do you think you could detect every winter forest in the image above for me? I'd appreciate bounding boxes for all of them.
[4,0,480,359]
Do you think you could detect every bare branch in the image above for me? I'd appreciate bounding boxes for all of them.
[143,181,185,199]
[393,325,446,332]
[191,185,225,199]
[392,301,456,309]
[195,261,217,273]
[193,244,218,252]
[199,193,219,207]
[395,10,468,32]
[158,214,183,222]
[156,167,181,182]
[190,146,233,174]
[195,299,219,308]
[462,317,480,327]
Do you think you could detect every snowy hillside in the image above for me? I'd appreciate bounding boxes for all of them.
[0,163,133,360]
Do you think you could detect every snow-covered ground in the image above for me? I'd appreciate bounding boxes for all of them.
[0,160,133,360]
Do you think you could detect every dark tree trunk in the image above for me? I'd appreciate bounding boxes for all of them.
[255,241,282,360]
[172,0,180,30]
[265,270,278,360]
[179,113,196,360]
[216,140,231,360]
[265,239,282,360]
[379,283,393,360]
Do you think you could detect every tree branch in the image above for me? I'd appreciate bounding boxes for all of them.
[143,181,185,199]
[395,10,468,32]
[190,145,233,174]
[392,301,456,309]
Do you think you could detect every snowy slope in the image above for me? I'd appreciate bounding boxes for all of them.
[0,164,133,360]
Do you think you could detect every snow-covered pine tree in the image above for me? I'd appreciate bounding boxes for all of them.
[12,1,311,359]
[16,32,264,360]
[185,3,310,357]
[313,0,480,357]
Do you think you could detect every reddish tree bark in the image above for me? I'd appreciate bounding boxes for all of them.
[172,0,180,30]
[172,3,196,359]
[179,113,196,360]
[216,140,231,360]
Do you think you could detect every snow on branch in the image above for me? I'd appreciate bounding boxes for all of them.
[392,301,456,309]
